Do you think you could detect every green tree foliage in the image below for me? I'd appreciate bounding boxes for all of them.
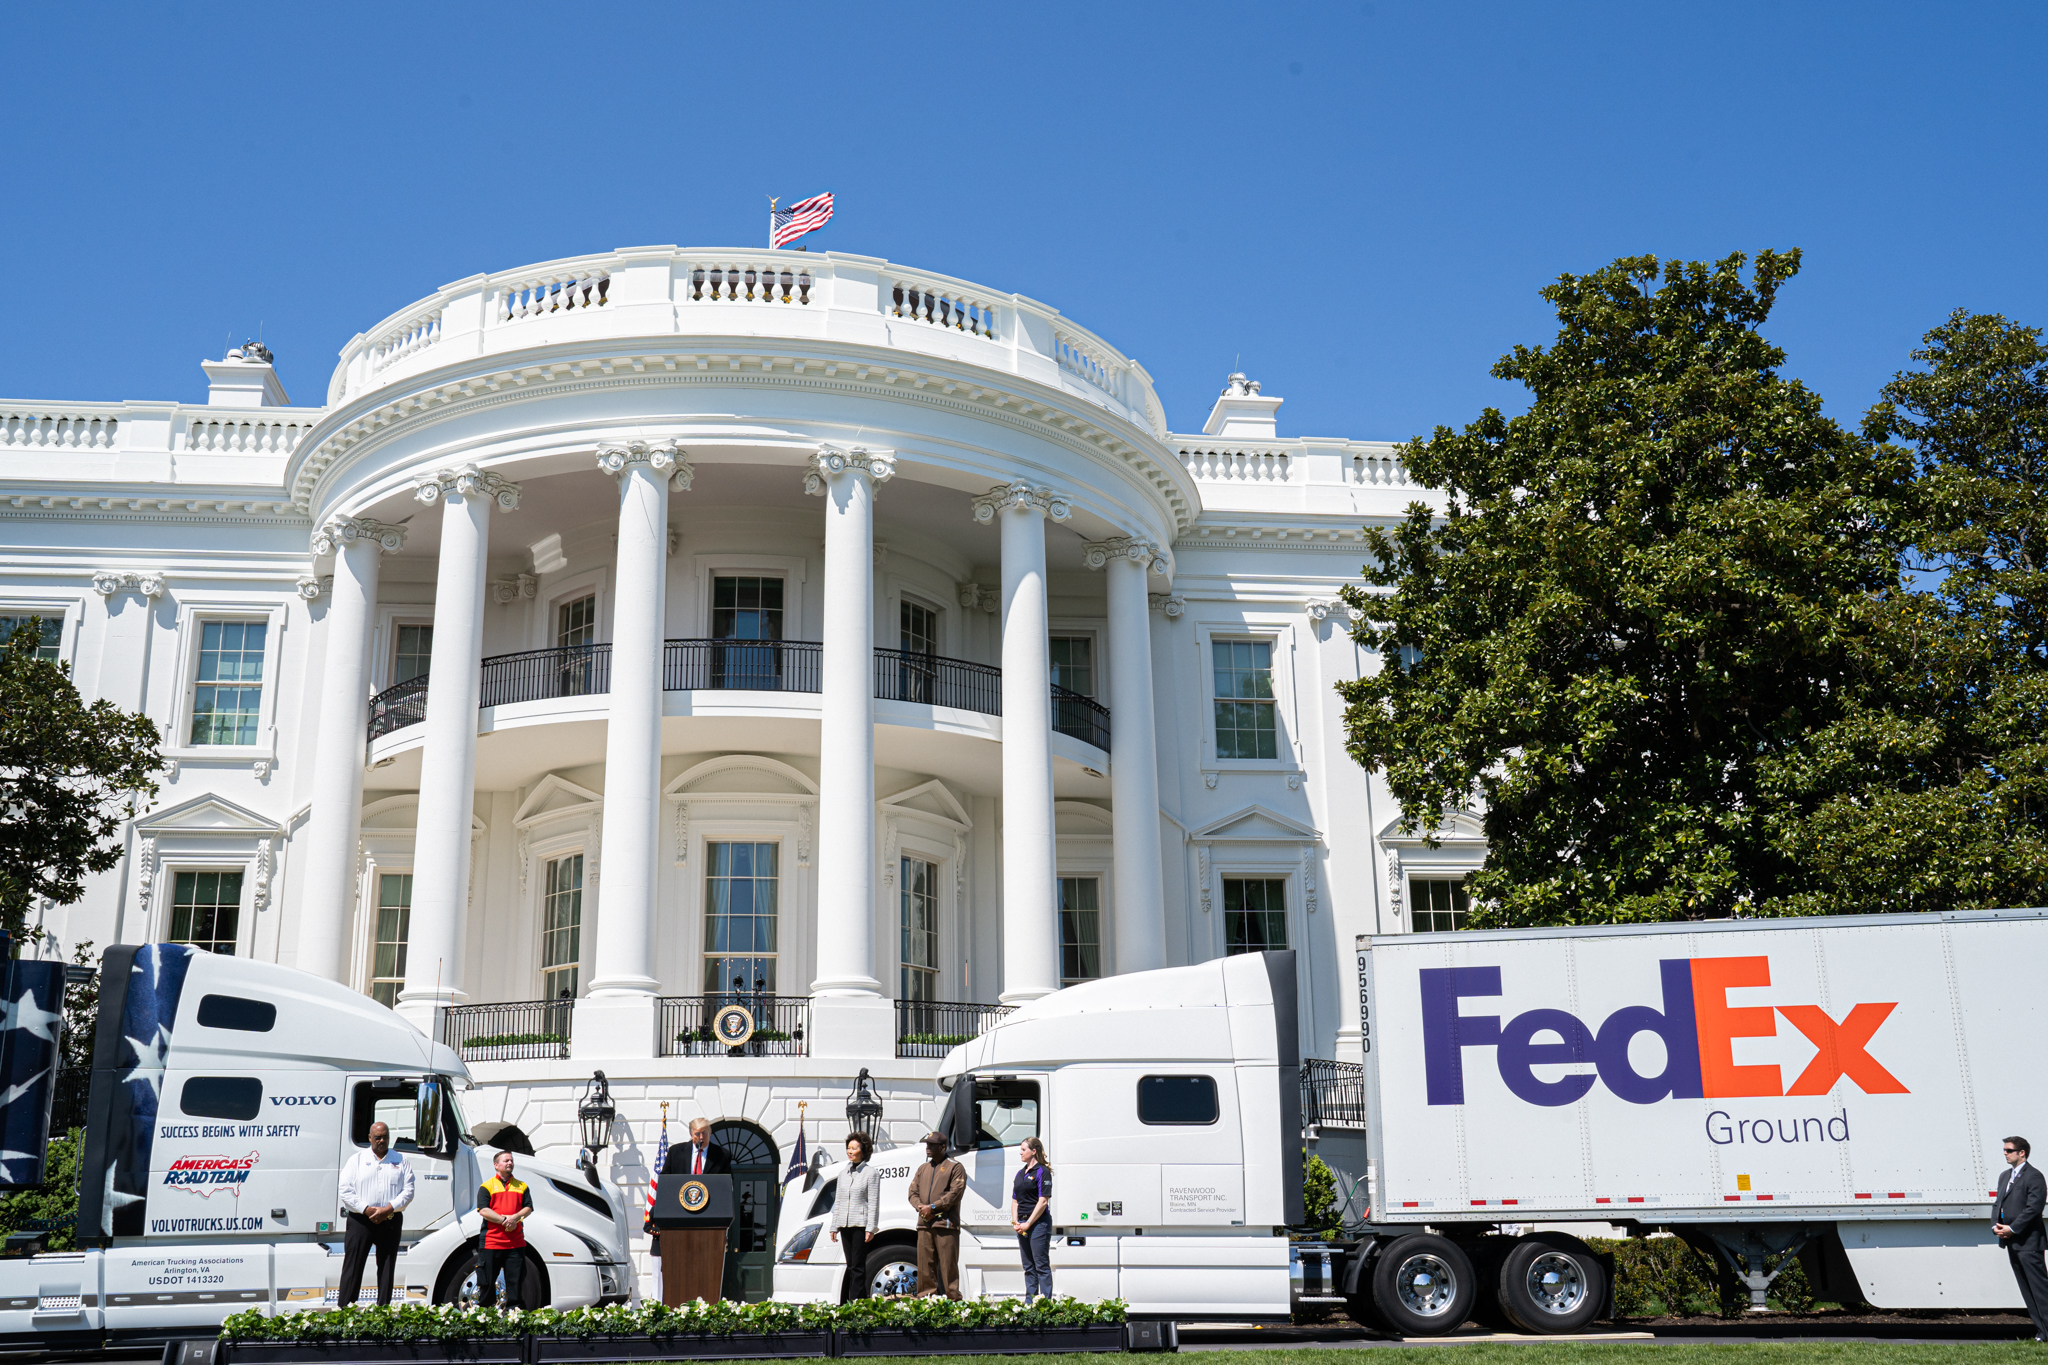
[1339,251,1912,925]
[1764,313,2047,913]
[0,1128,82,1250]
[1300,1152,1341,1239]
[0,619,162,946]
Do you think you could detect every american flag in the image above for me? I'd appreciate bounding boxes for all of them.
[643,1108,668,1235]
[771,193,834,249]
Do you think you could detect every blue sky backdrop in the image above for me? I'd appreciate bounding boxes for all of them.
[4,2,2043,446]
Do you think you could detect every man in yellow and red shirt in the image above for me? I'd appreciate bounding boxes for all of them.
[477,1151,534,1308]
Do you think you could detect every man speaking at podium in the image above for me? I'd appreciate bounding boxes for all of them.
[664,1118,733,1179]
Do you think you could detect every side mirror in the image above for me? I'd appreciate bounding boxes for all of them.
[940,1075,979,1155]
[416,1076,444,1155]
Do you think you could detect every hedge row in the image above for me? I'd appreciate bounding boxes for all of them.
[1588,1236,1820,1317]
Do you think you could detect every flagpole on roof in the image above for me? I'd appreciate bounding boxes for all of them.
[767,197,778,250]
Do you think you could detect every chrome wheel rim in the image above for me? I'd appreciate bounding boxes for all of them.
[869,1257,919,1297]
[1394,1253,1458,1317]
[1525,1252,1586,1316]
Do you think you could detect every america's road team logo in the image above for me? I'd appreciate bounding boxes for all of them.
[163,1152,260,1196]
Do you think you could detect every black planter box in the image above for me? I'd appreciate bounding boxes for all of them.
[221,1342,526,1365]
[833,1324,1126,1357]
[532,1332,833,1361]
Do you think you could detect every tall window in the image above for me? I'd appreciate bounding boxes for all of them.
[1223,877,1288,955]
[1212,640,1278,760]
[169,870,243,954]
[705,842,778,998]
[369,873,411,1007]
[712,577,783,640]
[191,621,267,745]
[1058,877,1101,987]
[557,596,597,648]
[900,601,938,655]
[393,625,433,684]
[1410,878,1471,933]
[0,614,61,661]
[900,857,939,1002]
[541,855,583,998]
[1049,637,1094,696]
[554,597,599,696]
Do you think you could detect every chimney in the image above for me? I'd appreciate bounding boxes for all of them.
[200,341,290,408]
[1202,371,1281,439]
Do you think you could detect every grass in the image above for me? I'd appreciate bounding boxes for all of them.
[782,1349,2041,1365]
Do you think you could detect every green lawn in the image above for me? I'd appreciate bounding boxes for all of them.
[814,1349,2042,1365]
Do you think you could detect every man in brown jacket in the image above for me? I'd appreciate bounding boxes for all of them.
[907,1130,965,1298]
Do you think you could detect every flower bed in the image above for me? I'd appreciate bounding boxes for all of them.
[218,1297,1128,1363]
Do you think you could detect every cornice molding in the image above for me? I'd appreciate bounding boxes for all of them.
[972,480,1072,524]
[412,464,522,510]
[596,438,695,490]
[803,444,897,495]
[310,515,407,557]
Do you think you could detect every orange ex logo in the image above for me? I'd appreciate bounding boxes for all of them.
[1424,955,1909,1107]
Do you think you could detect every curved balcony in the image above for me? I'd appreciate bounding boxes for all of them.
[367,639,1111,751]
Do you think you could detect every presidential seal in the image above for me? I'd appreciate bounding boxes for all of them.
[679,1178,710,1213]
[712,1003,756,1046]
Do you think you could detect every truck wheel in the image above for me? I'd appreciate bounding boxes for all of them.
[436,1248,547,1310]
[862,1243,920,1299]
[1496,1234,1605,1334]
[1369,1233,1475,1337]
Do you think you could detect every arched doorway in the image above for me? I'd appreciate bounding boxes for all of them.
[710,1120,780,1302]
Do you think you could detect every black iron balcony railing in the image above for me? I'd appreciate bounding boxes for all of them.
[873,647,1001,713]
[367,641,1109,751]
[1301,1057,1367,1129]
[664,637,821,693]
[1052,684,1112,751]
[442,999,574,1061]
[660,992,809,1057]
[895,998,1016,1058]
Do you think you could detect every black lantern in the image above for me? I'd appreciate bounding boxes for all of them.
[845,1066,883,1139]
[576,1070,615,1186]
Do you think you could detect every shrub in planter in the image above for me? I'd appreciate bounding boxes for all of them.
[1588,1236,1818,1317]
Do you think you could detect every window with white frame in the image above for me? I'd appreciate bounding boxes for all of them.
[1410,877,1471,933]
[541,855,583,998]
[168,870,243,954]
[393,625,433,684]
[369,873,411,1007]
[0,614,62,661]
[900,856,939,1003]
[190,621,268,745]
[704,841,778,998]
[1223,877,1287,954]
[711,577,783,641]
[1049,636,1094,696]
[557,596,597,648]
[1212,640,1278,760]
[1058,876,1101,986]
[900,600,938,655]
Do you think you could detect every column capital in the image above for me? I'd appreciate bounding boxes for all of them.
[804,444,896,495]
[413,464,522,510]
[1307,597,1365,623]
[597,439,695,490]
[1149,593,1186,618]
[92,569,167,599]
[972,481,1072,524]
[295,574,332,601]
[310,515,407,557]
[1082,536,1170,574]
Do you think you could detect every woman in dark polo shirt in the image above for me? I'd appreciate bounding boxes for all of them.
[1011,1136,1052,1302]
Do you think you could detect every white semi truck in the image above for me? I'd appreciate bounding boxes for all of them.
[0,943,633,1355]
[771,910,2047,1337]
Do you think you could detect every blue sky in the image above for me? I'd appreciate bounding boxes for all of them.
[4,2,2043,445]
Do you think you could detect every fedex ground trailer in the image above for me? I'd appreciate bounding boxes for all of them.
[1348,907,2047,1333]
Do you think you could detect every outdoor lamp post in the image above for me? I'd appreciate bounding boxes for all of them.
[576,1070,615,1187]
[846,1066,883,1139]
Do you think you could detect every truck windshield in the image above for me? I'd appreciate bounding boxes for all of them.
[443,1078,473,1146]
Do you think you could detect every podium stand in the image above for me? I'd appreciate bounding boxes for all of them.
[652,1173,734,1305]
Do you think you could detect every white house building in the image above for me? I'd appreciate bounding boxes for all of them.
[0,245,1477,1293]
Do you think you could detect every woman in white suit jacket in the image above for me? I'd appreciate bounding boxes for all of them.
[829,1132,881,1300]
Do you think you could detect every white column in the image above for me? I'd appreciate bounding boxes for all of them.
[974,481,1070,1003]
[576,443,691,1059]
[298,516,406,984]
[1087,537,1170,974]
[397,465,520,1038]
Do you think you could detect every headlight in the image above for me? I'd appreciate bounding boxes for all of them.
[777,1222,821,1264]
[567,1228,620,1265]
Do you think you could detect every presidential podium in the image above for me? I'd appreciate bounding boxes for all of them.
[651,1173,734,1305]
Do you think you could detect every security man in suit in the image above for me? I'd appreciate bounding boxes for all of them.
[1994,1134,2048,1341]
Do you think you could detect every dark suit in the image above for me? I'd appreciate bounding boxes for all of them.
[663,1140,733,1177]
[1994,1160,2048,1336]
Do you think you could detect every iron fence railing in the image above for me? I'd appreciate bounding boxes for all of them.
[479,643,612,708]
[660,993,809,1057]
[664,638,821,693]
[874,648,1002,715]
[1301,1057,1367,1129]
[367,675,430,741]
[1052,684,1112,751]
[895,999,1016,1058]
[442,999,573,1061]
[50,1066,91,1134]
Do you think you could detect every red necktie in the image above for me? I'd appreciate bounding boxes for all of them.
[694,1148,703,1175]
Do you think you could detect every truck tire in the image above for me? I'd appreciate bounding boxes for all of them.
[1369,1233,1476,1337]
[436,1247,547,1310]
[861,1241,921,1299]
[1495,1234,1605,1334]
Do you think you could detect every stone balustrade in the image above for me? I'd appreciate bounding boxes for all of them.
[0,400,319,471]
[1177,437,1415,489]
